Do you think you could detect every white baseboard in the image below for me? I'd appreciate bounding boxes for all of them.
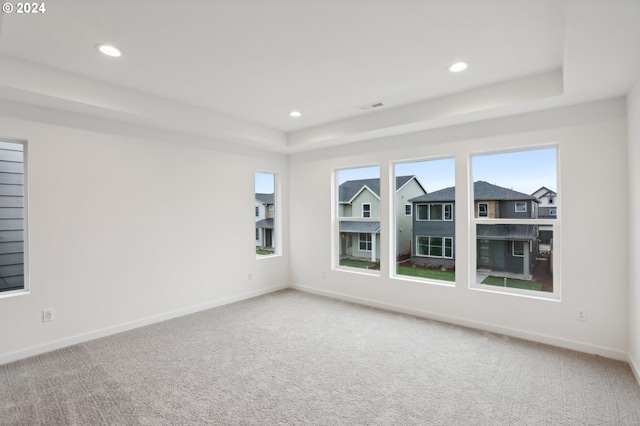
[0,283,288,366]
[291,284,630,362]
[629,353,640,386]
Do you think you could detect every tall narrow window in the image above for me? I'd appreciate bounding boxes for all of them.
[472,147,558,297]
[255,172,276,257]
[336,166,380,272]
[393,158,455,283]
[0,140,26,294]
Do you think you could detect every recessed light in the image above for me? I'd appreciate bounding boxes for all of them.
[289,111,302,118]
[96,44,124,58]
[449,62,468,73]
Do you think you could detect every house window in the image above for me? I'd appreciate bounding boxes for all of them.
[549,208,557,216]
[405,204,412,216]
[0,140,27,295]
[444,204,453,221]
[336,166,380,272]
[416,203,453,221]
[472,147,558,298]
[255,172,277,257]
[359,233,372,251]
[478,203,488,217]
[512,241,525,257]
[416,236,453,259]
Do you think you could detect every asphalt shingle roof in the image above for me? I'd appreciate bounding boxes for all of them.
[409,181,537,203]
[339,176,414,202]
[255,193,274,204]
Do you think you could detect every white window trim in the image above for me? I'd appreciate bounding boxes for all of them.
[512,240,525,257]
[416,235,453,258]
[444,203,453,221]
[0,139,29,298]
[359,233,373,252]
[416,203,453,221]
[362,203,371,218]
[405,203,412,216]
[515,201,527,213]
[255,171,281,260]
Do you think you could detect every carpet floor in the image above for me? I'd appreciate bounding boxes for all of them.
[2,289,640,425]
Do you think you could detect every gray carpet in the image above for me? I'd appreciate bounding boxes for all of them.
[2,289,640,425]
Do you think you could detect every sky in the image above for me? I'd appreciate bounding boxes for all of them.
[337,148,557,195]
[255,172,275,194]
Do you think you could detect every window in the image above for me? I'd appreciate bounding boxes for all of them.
[416,203,453,221]
[478,203,488,217]
[512,241,525,257]
[0,140,27,295]
[359,233,372,251]
[362,203,371,218]
[336,166,380,271]
[255,172,277,257]
[549,208,557,216]
[393,158,455,284]
[472,147,558,298]
[415,236,453,258]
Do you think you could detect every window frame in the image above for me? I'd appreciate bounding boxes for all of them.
[478,202,488,217]
[0,139,28,298]
[416,203,453,221]
[470,145,559,301]
[515,201,527,213]
[359,233,372,251]
[405,203,412,216]
[415,235,454,259]
[255,171,281,259]
[362,203,371,218]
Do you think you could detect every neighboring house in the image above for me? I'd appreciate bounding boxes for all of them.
[409,181,540,279]
[531,186,558,219]
[531,186,557,246]
[255,193,275,250]
[339,176,426,262]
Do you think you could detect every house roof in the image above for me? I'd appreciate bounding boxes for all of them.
[339,176,415,203]
[255,218,274,229]
[409,181,538,203]
[339,221,381,233]
[477,224,537,241]
[531,186,557,198]
[255,193,274,204]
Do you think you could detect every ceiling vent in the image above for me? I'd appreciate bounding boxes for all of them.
[358,101,384,111]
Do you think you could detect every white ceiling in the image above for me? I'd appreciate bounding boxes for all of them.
[0,0,639,153]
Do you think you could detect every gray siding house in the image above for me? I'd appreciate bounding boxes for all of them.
[410,181,540,278]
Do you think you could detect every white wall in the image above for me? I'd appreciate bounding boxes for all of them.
[290,98,630,359]
[0,110,289,364]
[629,80,640,379]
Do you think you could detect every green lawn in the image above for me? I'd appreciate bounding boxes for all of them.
[481,276,542,291]
[340,259,379,269]
[396,266,455,282]
[256,249,274,255]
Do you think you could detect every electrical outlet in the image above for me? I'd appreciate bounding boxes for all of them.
[577,308,587,322]
[43,309,54,322]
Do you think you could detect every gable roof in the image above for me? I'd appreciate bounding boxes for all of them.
[531,186,557,198]
[339,176,416,203]
[409,181,537,203]
[255,193,274,204]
